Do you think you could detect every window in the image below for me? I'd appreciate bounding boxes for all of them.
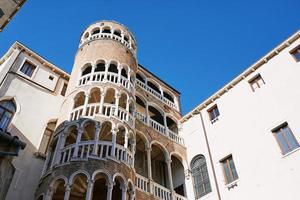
[207,105,219,123]
[191,155,212,198]
[20,61,36,77]
[220,155,238,184]
[38,121,57,154]
[60,83,68,96]
[0,100,16,131]
[248,74,265,91]
[290,45,300,62]
[272,122,299,155]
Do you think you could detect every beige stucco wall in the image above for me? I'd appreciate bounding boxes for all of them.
[0,46,68,200]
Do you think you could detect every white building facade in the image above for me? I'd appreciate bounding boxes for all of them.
[182,30,300,200]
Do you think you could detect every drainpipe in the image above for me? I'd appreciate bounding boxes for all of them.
[199,112,221,200]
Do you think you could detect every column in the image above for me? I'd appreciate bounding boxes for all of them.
[121,186,126,200]
[166,158,174,200]
[121,32,124,43]
[82,92,90,117]
[104,61,109,81]
[114,93,120,117]
[127,68,131,82]
[73,128,83,158]
[111,128,117,157]
[163,114,168,135]
[129,190,135,200]
[90,63,96,82]
[106,183,113,200]
[93,124,101,155]
[147,146,153,194]
[126,98,130,122]
[45,189,53,200]
[69,98,75,120]
[124,129,128,148]
[159,86,164,98]
[99,91,106,114]
[117,64,122,84]
[86,180,94,200]
[146,103,150,125]
[64,184,71,200]
[53,132,66,165]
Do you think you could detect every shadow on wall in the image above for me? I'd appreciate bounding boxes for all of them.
[4,124,45,200]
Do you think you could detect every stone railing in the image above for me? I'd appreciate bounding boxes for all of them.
[78,71,134,94]
[70,103,134,127]
[136,79,178,110]
[174,193,188,200]
[153,182,171,200]
[58,141,133,167]
[135,112,185,146]
[80,32,134,54]
[135,174,149,193]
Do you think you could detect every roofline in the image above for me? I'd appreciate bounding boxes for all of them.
[12,41,70,79]
[181,29,300,123]
[138,63,181,95]
[0,0,26,32]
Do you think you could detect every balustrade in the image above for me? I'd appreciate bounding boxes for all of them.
[136,79,178,110]
[70,103,134,127]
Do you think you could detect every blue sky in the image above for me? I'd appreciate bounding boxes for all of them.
[1,0,299,114]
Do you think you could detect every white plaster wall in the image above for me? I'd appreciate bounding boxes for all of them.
[0,49,67,200]
[182,37,300,200]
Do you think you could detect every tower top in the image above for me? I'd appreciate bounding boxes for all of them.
[78,20,137,54]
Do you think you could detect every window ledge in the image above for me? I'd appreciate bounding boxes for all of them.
[225,179,239,190]
[282,147,300,158]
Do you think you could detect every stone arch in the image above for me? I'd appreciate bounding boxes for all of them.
[165,113,179,134]
[146,78,161,94]
[108,60,119,74]
[50,176,68,200]
[91,27,100,35]
[162,89,175,103]
[91,169,112,185]
[119,91,128,110]
[136,71,146,83]
[99,120,114,142]
[95,59,106,73]
[88,87,102,104]
[102,26,112,34]
[116,123,127,146]
[113,28,122,37]
[148,102,165,126]
[69,171,90,200]
[81,63,93,76]
[104,87,117,105]
[0,96,20,114]
[73,91,86,109]
[170,152,187,197]
[69,170,90,185]
[80,119,97,141]
[127,179,135,200]
[64,124,78,147]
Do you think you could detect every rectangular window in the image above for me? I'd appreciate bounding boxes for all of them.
[248,74,265,92]
[290,46,300,62]
[60,83,68,96]
[20,61,36,77]
[208,105,219,123]
[272,122,299,155]
[220,155,238,184]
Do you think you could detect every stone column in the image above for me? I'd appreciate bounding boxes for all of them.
[104,61,109,81]
[121,186,126,200]
[53,132,66,165]
[82,92,90,117]
[166,158,174,199]
[111,128,117,157]
[129,191,135,200]
[99,91,106,114]
[124,129,128,149]
[121,32,124,43]
[93,124,101,155]
[90,63,96,82]
[73,128,83,158]
[69,98,75,120]
[64,184,71,200]
[117,64,122,84]
[146,103,150,125]
[114,93,120,117]
[106,183,113,200]
[163,114,168,135]
[86,180,94,200]
[45,188,53,200]
[147,146,153,194]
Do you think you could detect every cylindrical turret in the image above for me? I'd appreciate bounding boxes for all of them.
[37,20,138,200]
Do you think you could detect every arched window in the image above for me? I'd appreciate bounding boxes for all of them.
[0,100,16,131]
[191,155,212,198]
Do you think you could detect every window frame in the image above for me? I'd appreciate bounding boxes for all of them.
[19,59,37,78]
[207,104,220,123]
[220,155,238,185]
[271,122,300,155]
[191,155,212,198]
[0,100,16,131]
[290,44,300,62]
[248,74,265,92]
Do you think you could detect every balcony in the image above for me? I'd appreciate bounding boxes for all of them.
[135,174,187,200]
[135,111,185,146]
[78,71,134,93]
[59,140,133,167]
[70,103,134,127]
[136,79,178,110]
